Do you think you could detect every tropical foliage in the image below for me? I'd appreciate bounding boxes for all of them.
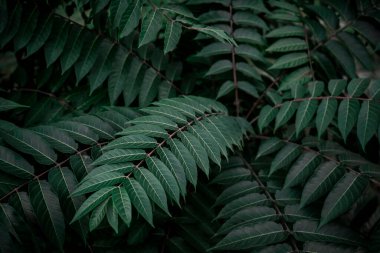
[0,0,380,252]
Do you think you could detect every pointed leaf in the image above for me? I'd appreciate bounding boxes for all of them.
[211,221,287,250]
[258,105,278,133]
[139,9,162,47]
[72,172,125,197]
[300,161,345,208]
[71,187,115,222]
[270,143,302,175]
[337,99,360,142]
[316,98,338,138]
[0,146,34,179]
[29,180,65,249]
[320,172,369,227]
[112,186,131,226]
[178,131,210,176]
[293,220,364,246]
[167,138,197,187]
[157,147,187,197]
[124,178,153,226]
[269,53,308,70]
[146,157,180,205]
[164,21,182,54]
[357,100,380,149]
[1,128,57,165]
[284,152,321,188]
[214,181,260,207]
[134,168,170,215]
[0,97,28,112]
[275,101,298,130]
[295,99,318,136]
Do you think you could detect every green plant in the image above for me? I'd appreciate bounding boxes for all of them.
[0,0,380,252]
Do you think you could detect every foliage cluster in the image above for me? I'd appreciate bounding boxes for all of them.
[0,0,380,252]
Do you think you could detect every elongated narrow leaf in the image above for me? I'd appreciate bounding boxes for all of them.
[139,9,162,47]
[214,181,260,207]
[44,20,69,67]
[134,168,170,215]
[74,34,102,82]
[211,221,287,250]
[124,178,153,226]
[106,200,118,233]
[347,79,370,97]
[48,168,88,242]
[178,131,210,176]
[71,186,115,223]
[1,128,57,165]
[269,53,308,70]
[328,79,346,96]
[293,220,364,246]
[256,138,285,158]
[72,172,125,197]
[211,168,251,185]
[0,146,34,179]
[300,161,345,208]
[32,125,78,154]
[275,101,298,130]
[29,180,65,249]
[0,97,28,112]
[284,152,321,188]
[295,99,318,136]
[26,14,54,56]
[284,204,319,222]
[83,163,133,182]
[316,98,338,138]
[141,106,187,124]
[338,32,373,70]
[266,38,307,52]
[270,143,302,175]
[337,99,360,142]
[320,172,369,227]
[103,135,157,151]
[205,59,232,76]
[60,26,85,73]
[112,186,131,226]
[129,115,178,130]
[71,115,115,140]
[70,154,94,181]
[119,0,141,37]
[55,121,99,145]
[215,193,269,220]
[216,206,278,236]
[189,124,221,166]
[139,68,159,107]
[325,40,356,78]
[164,21,182,54]
[92,149,146,166]
[118,124,168,138]
[157,147,187,197]
[357,100,380,149]
[146,157,180,205]
[89,199,108,231]
[258,105,278,133]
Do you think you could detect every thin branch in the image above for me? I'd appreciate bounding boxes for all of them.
[0,142,107,202]
[12,88,74,110]
[250,135,380,188]
[125,112,225,178]
[273,95,379,109]
[54,14,182,93]
[245,73,284,120]
[240,155,300,252]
